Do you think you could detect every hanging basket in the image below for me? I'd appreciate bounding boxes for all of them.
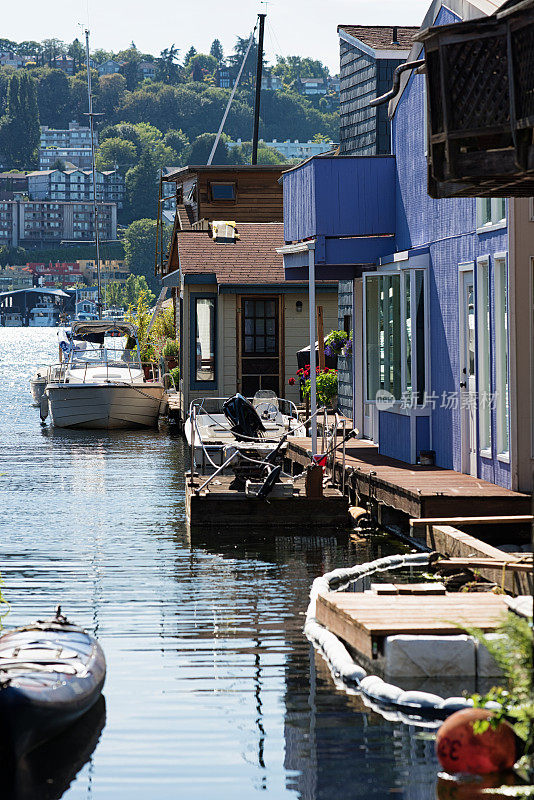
[417,0,534,197]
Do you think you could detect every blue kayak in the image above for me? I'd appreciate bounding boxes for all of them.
[0,608,106,756]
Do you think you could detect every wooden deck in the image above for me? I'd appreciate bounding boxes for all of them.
[316,590,509,662]
[186,475,350,532]
[287,438,530,519]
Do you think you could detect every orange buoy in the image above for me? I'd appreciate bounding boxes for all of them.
[436,708,517,775]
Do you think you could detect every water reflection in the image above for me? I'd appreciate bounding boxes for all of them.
[1,329,441,798]
[1,697,106,800]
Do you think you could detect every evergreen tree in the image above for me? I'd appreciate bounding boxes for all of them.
[124,149,159,222]
[210,39,224,63]
[67,38,86,73]
[0,71,40,169]
[183,47,197,66]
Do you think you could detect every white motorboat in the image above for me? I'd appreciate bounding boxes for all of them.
[43,321,165,429]
[185,391,305,472]
[28,300,59,327]
[102,307,124,322]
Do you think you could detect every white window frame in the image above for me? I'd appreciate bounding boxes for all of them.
[363,264,430,413]
[494,252,510,462]
[476,198,506,233]
[476,256,492,457]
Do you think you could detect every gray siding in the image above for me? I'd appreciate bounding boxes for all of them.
[339,37,406,156]
[337,280,353,417]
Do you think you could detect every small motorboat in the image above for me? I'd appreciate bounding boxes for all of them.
[184,391,305,472]
[43,321,165,429]
[28,301,59,327]
[0,607,106,757]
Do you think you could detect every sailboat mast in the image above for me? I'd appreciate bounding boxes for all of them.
[84,29,102,320]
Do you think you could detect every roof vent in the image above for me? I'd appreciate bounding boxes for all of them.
[210,220,239,243]
[392,26,399,44]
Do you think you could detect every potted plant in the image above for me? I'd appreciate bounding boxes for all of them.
[294,365,338,409]
[162,339,180,370]
[324,329,348,357]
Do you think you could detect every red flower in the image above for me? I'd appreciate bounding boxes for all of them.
[323,367,329,373]
[288,377,295,385]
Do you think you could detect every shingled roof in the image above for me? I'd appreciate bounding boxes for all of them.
[337,25,419,50]
[177,223,286,285]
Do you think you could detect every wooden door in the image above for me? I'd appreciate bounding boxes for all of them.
[240,296,281,397]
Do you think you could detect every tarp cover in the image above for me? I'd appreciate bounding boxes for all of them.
[71,321,137,338]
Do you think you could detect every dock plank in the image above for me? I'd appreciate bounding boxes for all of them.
[316,591,508,660]
[287,438,530,518]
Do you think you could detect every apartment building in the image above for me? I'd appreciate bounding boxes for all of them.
[0,200,117,247]
[27,169,124,208]
[227,138,337,161]
[39,122,95,170]
[40,122,94,150]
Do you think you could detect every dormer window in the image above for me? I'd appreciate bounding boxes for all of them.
[210,182,236,201]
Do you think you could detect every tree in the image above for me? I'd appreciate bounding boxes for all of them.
[41,38,66,66]
[183,47,197,66]
[229,140,287,165]
[123,273,155,308]
[95,137,137,173]
[98,73,127,115]
[185,53,218,83]
[157,45,180,84]
[188,132,229,165]
[0,71,40,169]
[228,35,261,85]
[104,280,124,308]
[124,149,159,222]
[69,70,99,120]
[35,68,70,127]
[123,218,170,289]
[67,38,85,73]
[210,39,224,63]
[163,129,189,163]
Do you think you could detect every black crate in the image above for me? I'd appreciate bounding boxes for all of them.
[417,0,534,197]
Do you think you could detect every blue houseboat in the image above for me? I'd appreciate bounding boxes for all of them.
[279,0,534,494]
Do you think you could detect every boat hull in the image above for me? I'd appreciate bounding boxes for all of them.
[46,383,165,429]
[0,620,106,757]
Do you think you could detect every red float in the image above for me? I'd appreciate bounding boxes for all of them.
[436,708,517,775]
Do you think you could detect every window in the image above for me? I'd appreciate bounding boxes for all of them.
[476,257,491,453]
[477,198,506,230]
[364,269,427,404]
[494,256,509,458]
[191,296,216,385]
[210,182,236,201]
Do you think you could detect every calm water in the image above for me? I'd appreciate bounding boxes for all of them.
[0,328,440,799]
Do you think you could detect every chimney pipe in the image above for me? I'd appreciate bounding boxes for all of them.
[392,26,399,44]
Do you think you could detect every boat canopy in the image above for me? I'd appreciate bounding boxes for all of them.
[70,320,138,338]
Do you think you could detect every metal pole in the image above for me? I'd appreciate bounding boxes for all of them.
[251,13,266,165]
[85,29,102,320]
[342,418,346,496]
[309,243,317,456]
[190,407,196,486]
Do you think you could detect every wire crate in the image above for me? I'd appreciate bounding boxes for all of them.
[417,0,534,198]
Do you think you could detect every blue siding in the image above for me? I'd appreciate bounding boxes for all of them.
[283,156,396,243]
[416,416,431,458]
[378,412,410,463]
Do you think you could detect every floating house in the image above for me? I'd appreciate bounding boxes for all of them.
[160,166,338,417]
[279,0,534,493]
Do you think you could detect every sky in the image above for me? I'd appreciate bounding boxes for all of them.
[2,0,430,73]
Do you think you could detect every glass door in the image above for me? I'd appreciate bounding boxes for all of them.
[240,297,280,397]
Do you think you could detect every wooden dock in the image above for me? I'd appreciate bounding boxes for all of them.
[287,438,530,519]
[316,590,509,663]
[186,475,350,532]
